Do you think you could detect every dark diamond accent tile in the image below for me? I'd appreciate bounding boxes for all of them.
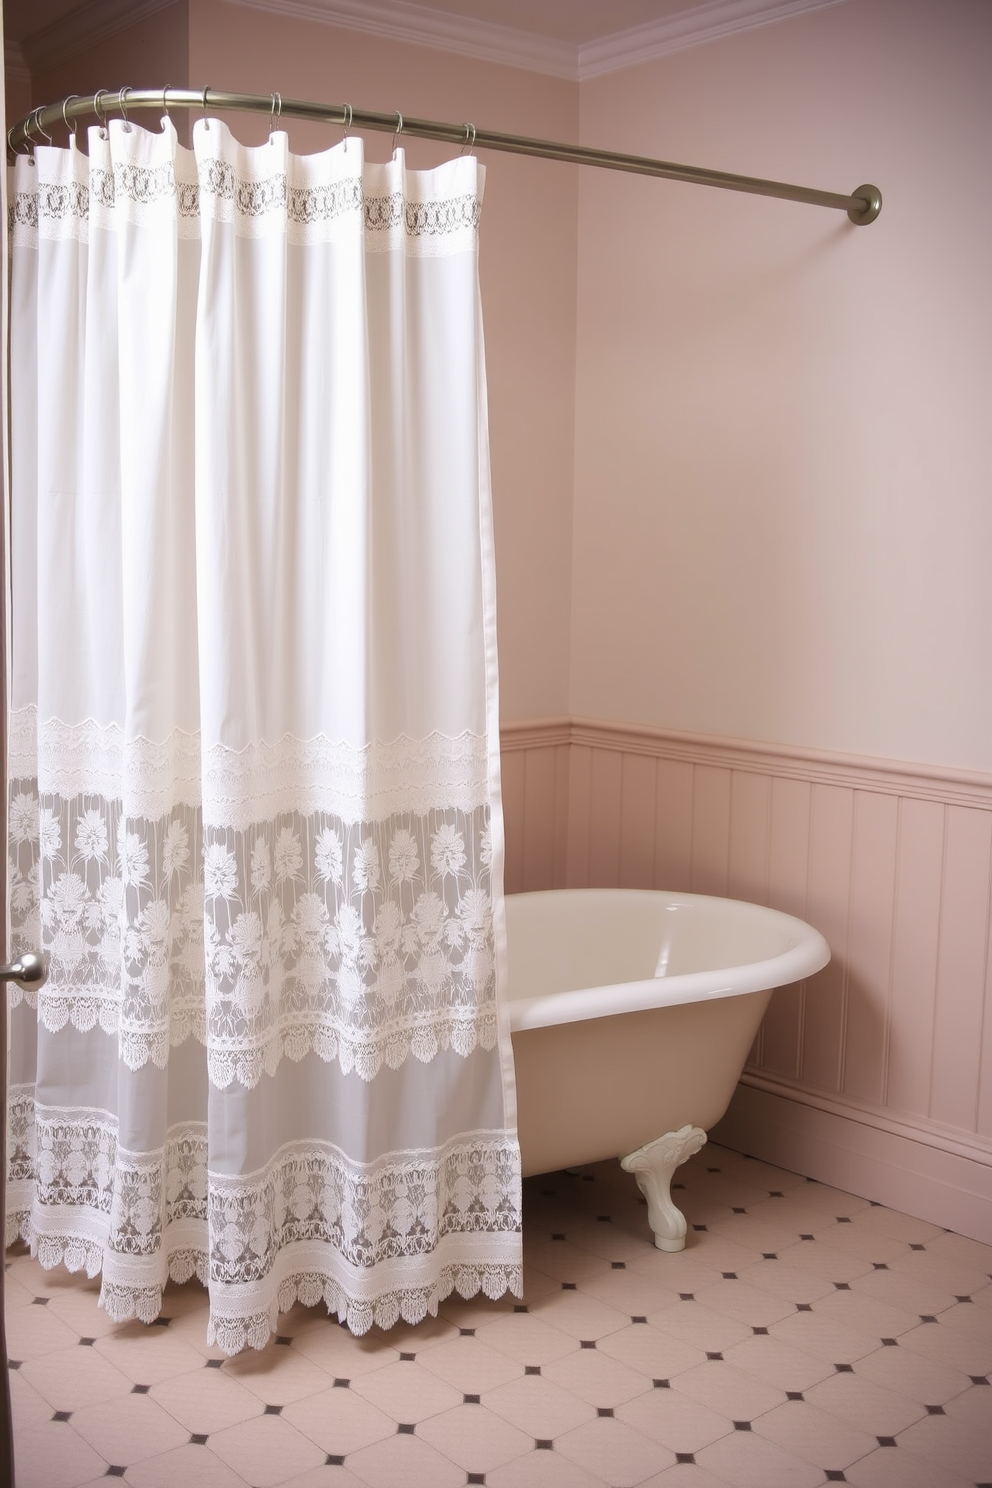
[762,1253,777,1261]
[877,1437,897,1447]
[837,1216,852,1224]
[205,1358,224,1368]
[786,1392,804,1401]
[131,1384,151,1395]
[722,1272,738,1280]
[873,1263,889,1270]
[151,1317,171,1327]
[190,1434,209,1446]
[631,1316,648,1325]
[835,1364,854,1373]
[79,1338,96,1348]
[800,1234,815,1242]
[835,1282,851,1291]
[274,1335,292,1345]
[909,1243,926,1251]
[397,1423,416,1434]
[825,1473,847,1482]
[653,1379,670,1388]
[970,1376,990,1386]
[733,1421,751,1431]
[881,1339,898,1347]
[920,1315,938,1323]
[706,1352,723,1362]
[513,1305,529,1313]
[580,1340,596,1350]
[597,1408,614,1418]
[106,1469,127,1479]
[264,1405,283,1415]
[464,1393,481,1404]
[676,1454,695,1465]
[954,1295,972,1303]
[732,1208,746,1215]
[752,1327,769,1336]
[611,1262,626,1270]
[925,1405,945,1415]
[399,1353,415,1362]
[562,1283,577,1291]
[525,1366,541,1376]
[7,1361,22,1371]
[769,1191,784,1198]
[796,1304,813,1312]
[467,1475,486,1486]
[535,1440,553,1450]
[679,1293,695,1302]
[459,1328,476,1337]
[326,1455,346,1467]
[52,1410,72,1422]
[31,1296,50,1306]
[707,1168,721,1174]
[692,1225,708,1232]
[672,1183,685,1191]
[551,1234,566,1242]
[333,1378,351,1388]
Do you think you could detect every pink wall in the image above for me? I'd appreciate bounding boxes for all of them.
[572,0,992,773]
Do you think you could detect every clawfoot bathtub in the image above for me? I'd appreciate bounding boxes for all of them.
[505,889,830,1251]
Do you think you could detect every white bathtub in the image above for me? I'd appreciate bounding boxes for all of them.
[505,888,830,1249]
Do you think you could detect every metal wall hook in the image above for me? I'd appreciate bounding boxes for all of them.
[0,951,48,990]
[269,91,282,141]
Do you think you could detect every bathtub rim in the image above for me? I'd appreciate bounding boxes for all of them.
[504,888,830,1034]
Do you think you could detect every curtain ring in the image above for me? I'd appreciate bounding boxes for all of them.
[202,86,211,131]
[269,91,282,142]
[94,89,110,138]
[7,123,34,159]
[61,95,79,139]
[391,111,403,155]
[32,107,54,146]
[460,122,476,156]
[339,102,352,151]
[118,87,132,132]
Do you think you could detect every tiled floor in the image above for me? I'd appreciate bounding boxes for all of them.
[7,1141,992,1487]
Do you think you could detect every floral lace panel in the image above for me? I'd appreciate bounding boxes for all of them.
[9,779,497,1086]
[8,1097,521,1349]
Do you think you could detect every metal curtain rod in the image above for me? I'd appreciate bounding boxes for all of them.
[8,87,882,225]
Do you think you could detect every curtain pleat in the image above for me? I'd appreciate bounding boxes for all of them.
[6,117,520,1349]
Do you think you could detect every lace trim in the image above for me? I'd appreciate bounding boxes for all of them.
[10,709,489,825]
[12,143,481,256]
[8,1102,522,1350]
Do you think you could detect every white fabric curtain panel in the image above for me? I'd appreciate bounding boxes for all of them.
[6,117,521,1350]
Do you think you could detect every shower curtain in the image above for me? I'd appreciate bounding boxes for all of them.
[5,116,521,1349]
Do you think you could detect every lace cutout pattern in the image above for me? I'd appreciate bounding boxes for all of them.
[9,1100,521,1348]
[9,743,498,1085]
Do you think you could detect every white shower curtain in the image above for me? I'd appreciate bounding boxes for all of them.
[5,116,521,1349]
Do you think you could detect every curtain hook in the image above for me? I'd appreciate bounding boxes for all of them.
[391,111,403,155]
[202,86,211,131]
[7,123,34,159]
[61,95,79,139]
[161,85,173,131]
[269,91,282,142]
[94,89,109,138]
[118,86,132,132]
[32,107,54,146]
[339,102,353,151]
[460,122,476,157]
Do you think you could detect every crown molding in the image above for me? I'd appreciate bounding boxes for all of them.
[224,0,853,81]
[4,38,32,84]
[577,0,853,79]
[17,0,177,77]
[11,0,854,85]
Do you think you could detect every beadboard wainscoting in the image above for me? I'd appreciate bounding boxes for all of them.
[500,718,992,1243]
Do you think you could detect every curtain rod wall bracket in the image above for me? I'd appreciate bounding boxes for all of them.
[8,88,883,226]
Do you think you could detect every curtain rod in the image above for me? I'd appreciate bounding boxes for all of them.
[8,87,882,226]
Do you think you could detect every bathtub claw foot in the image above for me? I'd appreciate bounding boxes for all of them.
[621,1125,707,1252]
